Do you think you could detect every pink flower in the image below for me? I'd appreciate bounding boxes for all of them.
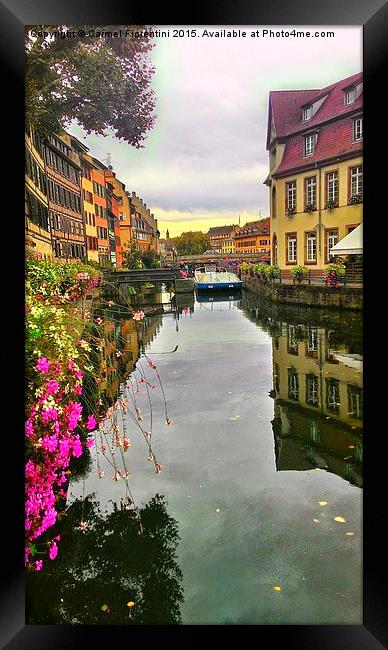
[67,360,75,371]
[74,384,82,396]
[41,408,58,424]
[133,311,145,321]
[95,317,103,325]
[86,438,94,449]
[49,541,58,560]
[25,418,35,438]
[36,357,50,374]
[46,380,60,395]
[72,435,83,458]
[74,370,83,380]
[86,414,97,431]
[35,560,43,571]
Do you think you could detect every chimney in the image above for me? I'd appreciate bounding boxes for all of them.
[132,191,136,197]
[144,203,147,209]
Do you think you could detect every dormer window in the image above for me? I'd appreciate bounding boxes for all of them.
[303,106,312,121]
[344,88,356,105]
[304,133,316,156]
[353,117,363,141]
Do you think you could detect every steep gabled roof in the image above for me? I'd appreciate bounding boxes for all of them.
[267,72,363,150]
[267,90,318,149]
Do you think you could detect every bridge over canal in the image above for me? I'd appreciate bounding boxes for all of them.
[103,268,181,284]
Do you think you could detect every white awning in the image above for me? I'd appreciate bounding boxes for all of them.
[330,223,363,255]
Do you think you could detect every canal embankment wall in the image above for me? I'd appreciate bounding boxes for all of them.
[241,273,362,311]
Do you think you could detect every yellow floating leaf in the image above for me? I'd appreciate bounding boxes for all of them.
[273,586,281,592]
[346,532,354,536]
[313,518,320,523]
[319,501,327,506]
[315,468,321,471]
[101,604,109,612]
[334,516,346,523]
[127,601,135,608]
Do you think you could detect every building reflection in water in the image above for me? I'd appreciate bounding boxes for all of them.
[241,293,363,487]
[26,291,190,625]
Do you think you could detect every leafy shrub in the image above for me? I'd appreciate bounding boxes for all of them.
[291,265,309,283]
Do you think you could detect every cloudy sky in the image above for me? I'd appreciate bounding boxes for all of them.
[68,26,362,237]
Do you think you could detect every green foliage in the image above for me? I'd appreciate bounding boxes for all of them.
[253,263,268,277]
[26,493,183,624]
[26,259,100,298]
[326,262,345,277]
[265,265,280,280]
[25,26,156,146]
[291,265,309,282]
[171,231,211,256]
[238,262,252,273]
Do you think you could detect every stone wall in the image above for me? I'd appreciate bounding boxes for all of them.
[241,273,362,311]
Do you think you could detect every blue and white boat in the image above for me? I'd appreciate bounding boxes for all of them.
[194,265,243,291]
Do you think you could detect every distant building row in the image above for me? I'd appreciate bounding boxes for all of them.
[25,128,160,267]
[207,218,271,258]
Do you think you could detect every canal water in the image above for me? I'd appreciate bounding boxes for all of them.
[27,288,362,625]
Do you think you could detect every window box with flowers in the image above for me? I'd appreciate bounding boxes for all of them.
[286,206,296,217]
[304,203,315,213]
[324,200,337,211]
[349,194,362,205]
[291,265,309,284]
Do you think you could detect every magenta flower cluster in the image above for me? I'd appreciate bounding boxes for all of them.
[25,355,97,572]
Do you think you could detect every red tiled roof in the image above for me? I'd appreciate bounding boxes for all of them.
[268,90,318,145]
[269,72,363,176]
[275,116,362,176]
[235,217,270,237]
[269,73,362,143]
[208,225,237,236]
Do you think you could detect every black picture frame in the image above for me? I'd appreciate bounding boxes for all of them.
[2,0,387,646]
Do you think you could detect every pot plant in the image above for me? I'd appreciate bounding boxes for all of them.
[325,199,336,211]
[265,265,280,281]
[286,206,296,217]
[291,265,309,284]
[349,193,362,205]
[325,262,346,288]
[304,203,315,213]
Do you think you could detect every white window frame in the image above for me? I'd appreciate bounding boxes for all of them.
[327,230,338,260]
[327,171,339,204]
[306,232,317,262]
[287,235,297,263]
[286,181,296,209]
[354,117,363,141]
[306,375,319,406]
[305,176,316,207]
[345,88,356,105]
[303,106,312,121]
[350,165,363,197]
[304,134,316,156]
[288,371,299,401]
[308,328,318,353]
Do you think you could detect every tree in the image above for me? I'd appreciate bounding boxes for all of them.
[26,493,183,624]
[25,26,156,146]
[171,231,211,256]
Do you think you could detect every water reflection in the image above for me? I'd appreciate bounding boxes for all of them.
[26,493,183,624]
[241,292,363,487]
